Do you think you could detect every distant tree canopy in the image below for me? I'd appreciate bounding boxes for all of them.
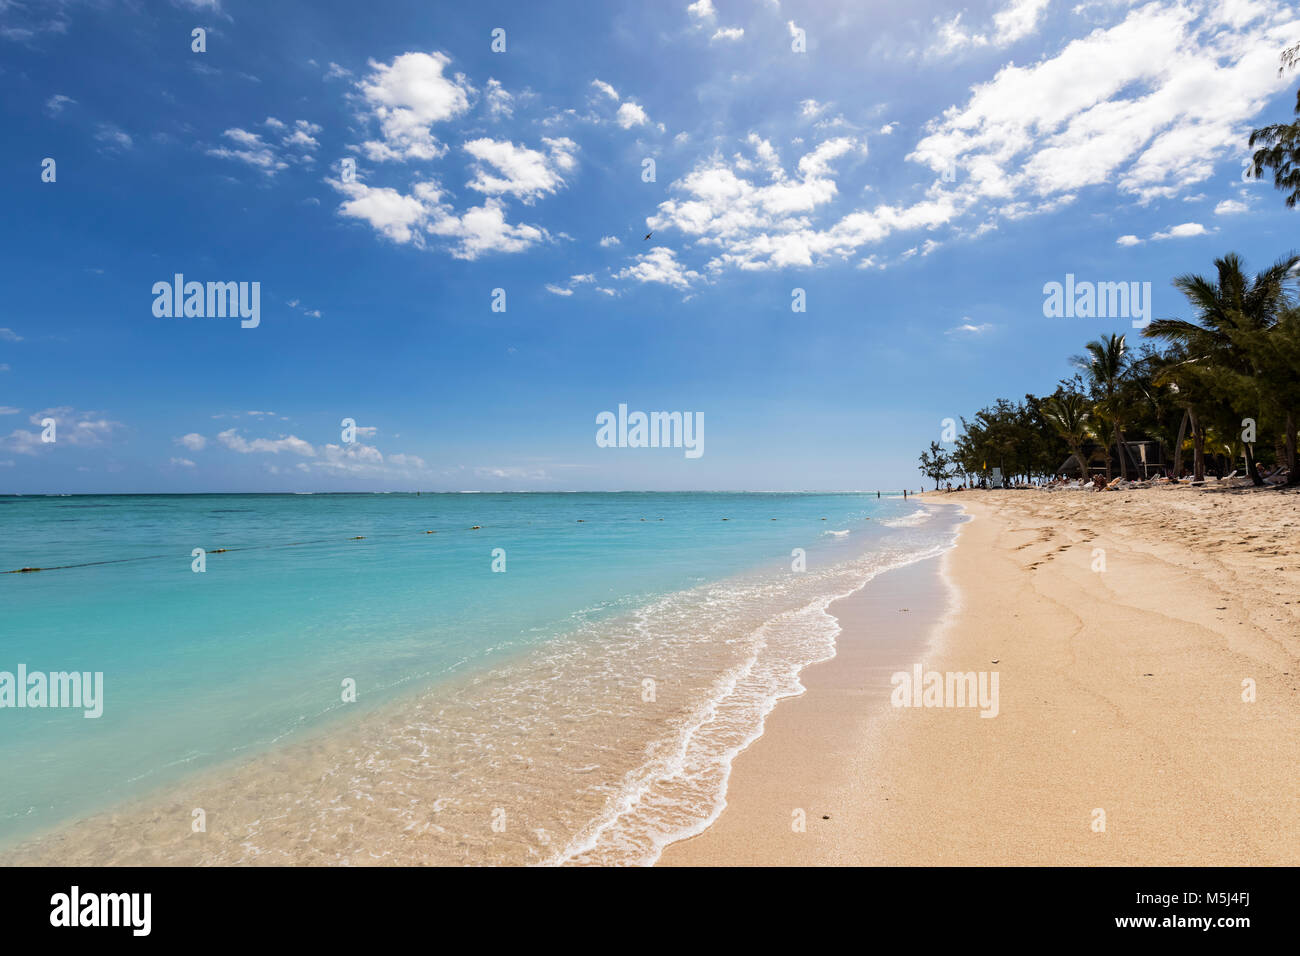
[928,251,1300,488]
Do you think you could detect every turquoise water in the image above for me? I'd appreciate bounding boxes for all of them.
[0,491,944,852]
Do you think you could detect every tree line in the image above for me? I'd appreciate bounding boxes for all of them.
[919,49,1300,491]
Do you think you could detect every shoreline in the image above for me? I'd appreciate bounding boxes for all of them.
[2,497,949,866]
[657,528,962,865]
[663,487,1300,865]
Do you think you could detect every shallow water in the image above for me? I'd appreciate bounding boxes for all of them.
[0,492,959,864]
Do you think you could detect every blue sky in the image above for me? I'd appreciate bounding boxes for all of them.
[1,0,1298,492]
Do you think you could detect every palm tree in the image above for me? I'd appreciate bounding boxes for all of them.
[1248,46,1300,207]
[1074,333,1132,479]
[1143,253,1299,486]
[1237,303,1300,484]
[1040,391,1093,479]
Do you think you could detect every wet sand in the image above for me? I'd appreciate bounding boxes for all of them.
[662,486,1300,865]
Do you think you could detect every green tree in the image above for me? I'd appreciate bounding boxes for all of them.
[1040,390,1094,478]
[1248,46,1300,207]
[1074,333,1133,479]
[1144,253,1299,486]
[918,441,953,490]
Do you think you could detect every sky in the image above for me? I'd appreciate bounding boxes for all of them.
[1,0,1298,493]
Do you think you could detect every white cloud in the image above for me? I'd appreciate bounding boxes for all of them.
[332,178,550,259]
[0,328,22,342]
[45,93,74,115]
[425,198,548,259]
[333,180,433,244]
[992,0,1052,45]
[176,432,207,451]
[928,0,1051,57]
[207,127,288,173]
[217,428,315,456]
[2,407,122,456]
[94,124,132,152]
[945,320,993,335]
[170,457,197,468]
[485,78,513,118]
[616,101,650,129]
[712,27,744,42]
[474,465,550,481]
[355,51,474,162]
[463,136,577,202]
[1213,198,1249,214]
[1150,221,1209,240]
[591,79,620,101]
[545,283,574,296]
[1116,234,1143,246]
[599,235,621,247]
[928,14,991,57]
[646,135,928,272]
[615,247,702,290]
[910,0,1300,216]
[688,0,717,22]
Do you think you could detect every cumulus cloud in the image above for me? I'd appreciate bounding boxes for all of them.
[643,135,934,272]
[2,407,122,456]
[615,247,702,290]
[927,0,1051,57]
[687,0,716,22]
[217,428,316,456]
[355,51,474,162]
[1150,221,1209,240]
[463,136,577,202]
[616,101,650,129]
[332,176,551,259]
[910,0,1300,217]
[176,432,207,451]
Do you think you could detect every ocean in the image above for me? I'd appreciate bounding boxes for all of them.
[0,491,959,864]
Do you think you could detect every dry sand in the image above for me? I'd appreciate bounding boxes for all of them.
[660,484,1300,865]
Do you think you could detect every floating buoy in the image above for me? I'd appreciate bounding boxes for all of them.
[425,530,436,534]
[470,526,481,530]
[351,536,365,540]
